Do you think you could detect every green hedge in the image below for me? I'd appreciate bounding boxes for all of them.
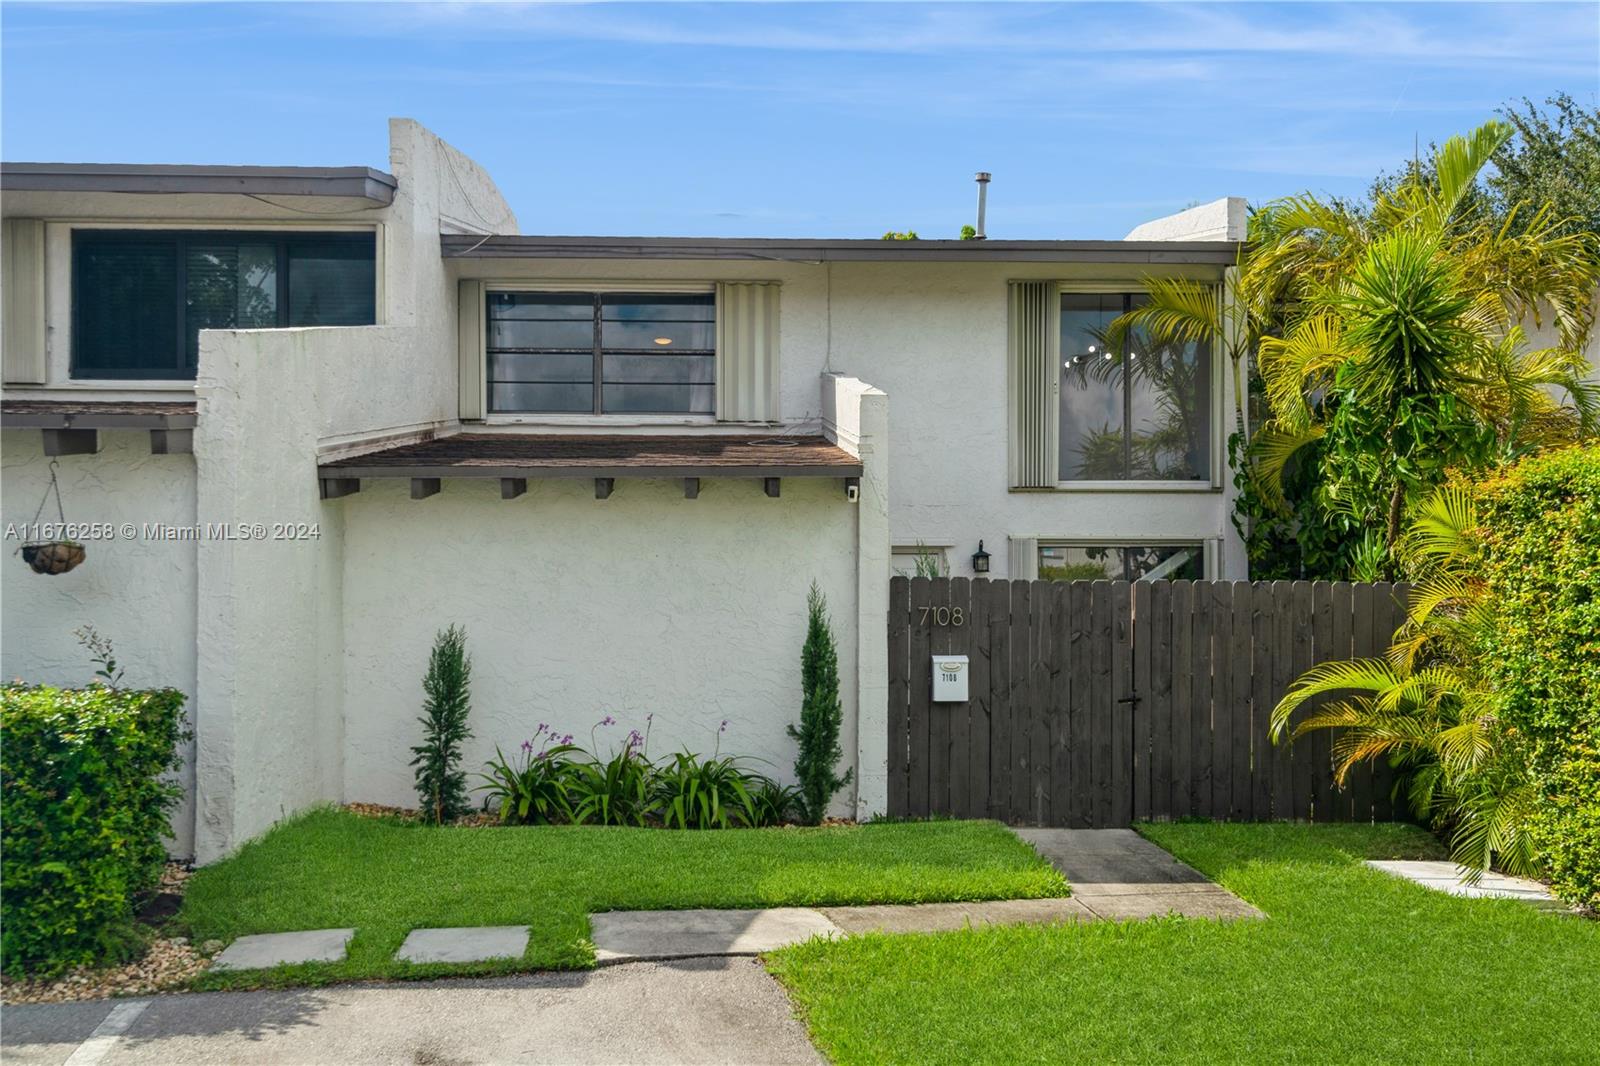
[1,684,188,975]
[1475,445,1600,910]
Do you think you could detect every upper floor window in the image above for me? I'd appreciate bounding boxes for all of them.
[486,291,714,415]
[72,230,376,380]
[1058,292,1211,482]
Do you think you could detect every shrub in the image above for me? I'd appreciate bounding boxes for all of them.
[1474,445,1600,909]
[1,684,187,976]
[475,726,579,825]
[568,722,660,826]
[789,583,851,825]
[411,625,473,824]
[740,777,802,828]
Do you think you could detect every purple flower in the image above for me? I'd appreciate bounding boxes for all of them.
[599,715,616,727]
[646,713,654,723]
[720,719,729,733]
[625,729,643,750]
[536,723,548,736]
[520,739,533,753]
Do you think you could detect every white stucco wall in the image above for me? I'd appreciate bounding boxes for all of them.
[334,474,860,812]
[457,257,1243,580]
[0,431,199,857]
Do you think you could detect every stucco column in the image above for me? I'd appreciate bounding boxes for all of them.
[853,386,891,819]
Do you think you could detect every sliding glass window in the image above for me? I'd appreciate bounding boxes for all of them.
[486,292,715,415]
[1058,292,1211,481]
[72,230,376,379]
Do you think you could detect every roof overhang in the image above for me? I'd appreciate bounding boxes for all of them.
[441,234,1241,265]
[1,400,198,456]
[316,433,863,500]
[1,163,397,205]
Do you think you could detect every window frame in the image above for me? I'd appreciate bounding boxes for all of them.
[478,280,718,424]
[1037,538,1216,581]
[1053,281,1224,492]
[69,228,377,381]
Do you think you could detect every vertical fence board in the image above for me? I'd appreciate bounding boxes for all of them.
[985,579,1012,821]
[1230,582,1256,821]
[887,577,910,817]
[1169,580,1194,819]
[966,578,993,820]
[1349,581,1376,823]
[1289,581,1315,820]
[1132,581,1154,822]
[1028,580,1054,824]
[1190,580,1215,819]
[1250,582,1275,820]
[1048,582,1074,827]
[1209,581,1234,819]
[1148,580,1173,821]
[1090,581,1114,826]
[907,577,933,818]
[1111,581,1134,827]
[927,578,953,816]
[1008,580,1034,822]
[1068,582,1094,826]
[945,577,972,818]
[1268,581,1295,817]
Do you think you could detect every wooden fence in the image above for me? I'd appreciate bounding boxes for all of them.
[887,577,1408,827]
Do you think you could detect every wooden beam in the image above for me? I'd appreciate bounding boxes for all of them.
[320,477,360,500]
[683,478,700,499]
[410,478,441,499]
[500,478,527,499]
[41,428,98,456]
[764,477,781,498]
[149,429,193,455]
[595,478,614,499]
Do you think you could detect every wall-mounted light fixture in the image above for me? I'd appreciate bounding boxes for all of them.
[971,540,991,575]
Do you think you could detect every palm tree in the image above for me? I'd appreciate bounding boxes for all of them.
[1114,118,1600,578]
[1269,485,1539,877]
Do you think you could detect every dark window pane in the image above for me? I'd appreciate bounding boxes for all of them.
[288,240,375,326]
[74,238,180,376]
[1059,291,1211,482]
[489,382,593,413]
[601,319,714,350]
[1059,293,1125,480]
[602,353,715,385]
[185,243,277,367]
[602,383,715,414]
[601,293,715,321]
[488,293,594,349]
[489,351,594,383]
[1039,543,1203,582]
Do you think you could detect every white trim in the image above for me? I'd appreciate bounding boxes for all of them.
[480,279,718,294]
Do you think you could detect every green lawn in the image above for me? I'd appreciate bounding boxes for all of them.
[179,807,1065,988]
[768,823,1600,1065]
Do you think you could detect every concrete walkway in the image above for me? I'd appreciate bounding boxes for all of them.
[1012,828,1265,921]
[1,959,821,1066]
[1366,860,1567,910]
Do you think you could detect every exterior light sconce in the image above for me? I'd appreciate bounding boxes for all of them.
[972,540,991,575]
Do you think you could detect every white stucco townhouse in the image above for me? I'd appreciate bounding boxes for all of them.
[1,120,1246,862]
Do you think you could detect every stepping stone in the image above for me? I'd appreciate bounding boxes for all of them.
[395,926,530,964]
[1366,860,1565,909]
[823,897,1095,934]
[211,928,354,971]
[590,907,839,963]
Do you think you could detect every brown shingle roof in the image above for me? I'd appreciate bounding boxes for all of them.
[320,433,861,479]
[1,399,198,428]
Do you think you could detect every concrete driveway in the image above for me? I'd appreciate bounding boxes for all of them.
[0,958,821,1066]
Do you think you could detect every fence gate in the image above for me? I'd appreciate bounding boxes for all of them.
[886,577,1407,827]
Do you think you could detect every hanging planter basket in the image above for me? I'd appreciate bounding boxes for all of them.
[21,540,86,575]
[15,460,87,576]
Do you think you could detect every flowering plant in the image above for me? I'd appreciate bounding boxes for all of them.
[474,724,580,825]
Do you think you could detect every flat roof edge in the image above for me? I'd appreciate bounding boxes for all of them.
[0,163,397,205]
[440,234,1240,264]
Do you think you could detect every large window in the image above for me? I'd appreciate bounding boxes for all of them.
[1059,292,1211,482]
[1039,542,1204,582]
[72,230,376,380]
[487,291,715,415]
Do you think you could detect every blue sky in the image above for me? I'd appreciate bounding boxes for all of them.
[3,2,1596,239]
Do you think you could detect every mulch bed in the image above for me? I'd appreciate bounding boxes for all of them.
[1,863,214,1004]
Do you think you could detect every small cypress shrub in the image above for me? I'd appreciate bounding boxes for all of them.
[789,583,852,825]
[410,625,473,824]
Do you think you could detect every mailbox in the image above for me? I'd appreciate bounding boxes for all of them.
[932,655,969,702]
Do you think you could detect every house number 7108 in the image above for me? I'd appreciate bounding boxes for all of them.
[919,606,965,626]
